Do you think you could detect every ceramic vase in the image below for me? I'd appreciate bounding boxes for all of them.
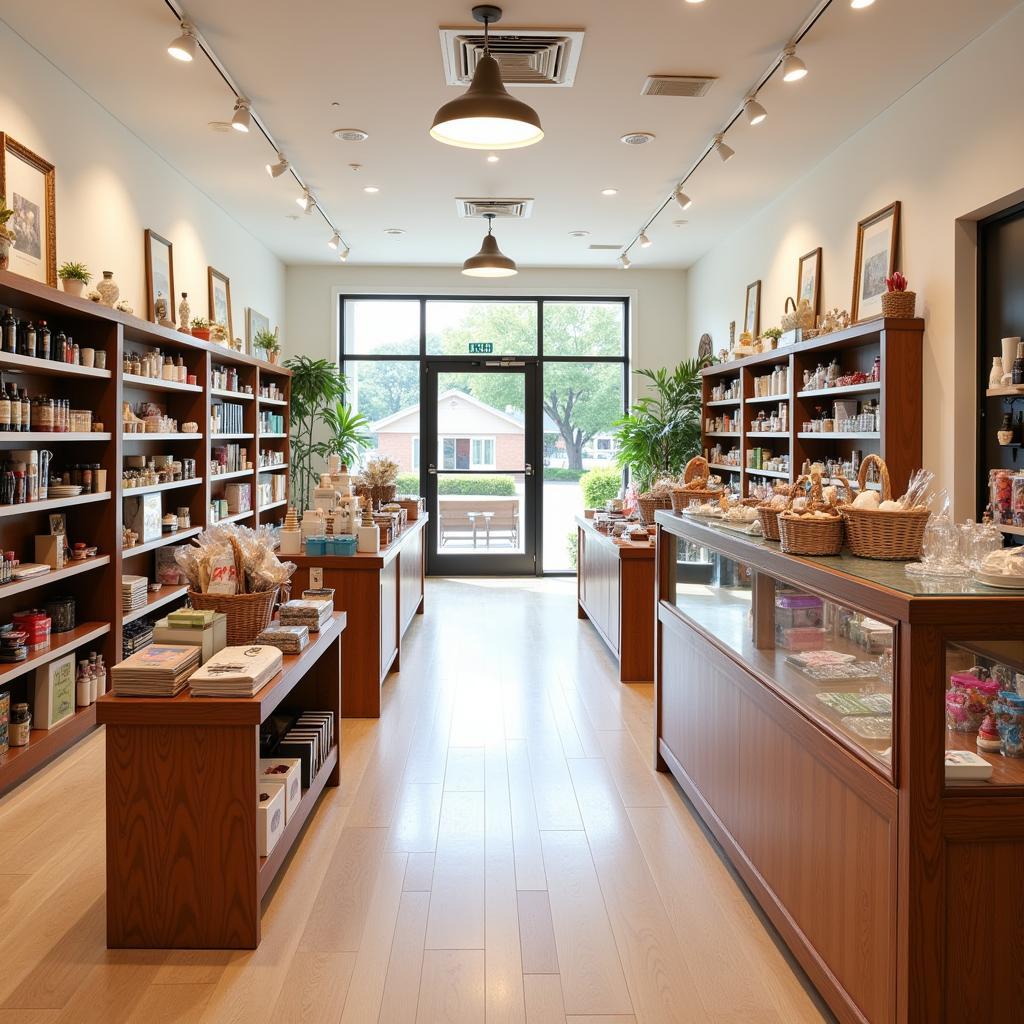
[990,357,1004,388]
[178,293,191,333]
[1001,338,1020,384]
[96,270,119,307]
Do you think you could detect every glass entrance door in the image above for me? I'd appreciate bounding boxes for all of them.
[424,360,538,575]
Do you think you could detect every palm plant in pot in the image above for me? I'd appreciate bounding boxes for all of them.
[614,357,709,520]
[0,199,16,271]
[58,261,91,298]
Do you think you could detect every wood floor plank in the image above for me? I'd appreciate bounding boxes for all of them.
[404,851,435,892]
[416,950,485,1024]
[539,831,633,1017]
[444,747,486,792]
[564,1016,635,1024]
[594,729,665,809]
[522,975,565,1024]
[269,951,357,1024]
[128,982,217,1023]
[506,740,547,891]
[378,892,430,1024]
[425,792,485,949]
[517,892,559,974]
[387,782,444,853]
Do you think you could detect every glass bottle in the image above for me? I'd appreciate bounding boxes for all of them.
[19,388,29,431]
[37,321,50,360]
[76,659,92,707]
[8,383,20,431]
[1,308,16,353]
[1013,342,1024,386]
[94,655,106,698]
[53,330,67,363]
[0,385,9,432]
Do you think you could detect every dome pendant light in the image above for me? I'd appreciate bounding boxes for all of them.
[168,21,198,62]
[781,45,808,82]
[462,214,518,277]
[431,6,544,150]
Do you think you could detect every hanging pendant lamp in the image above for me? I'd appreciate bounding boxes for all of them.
[431,5,544,150]
[462,214,518,277]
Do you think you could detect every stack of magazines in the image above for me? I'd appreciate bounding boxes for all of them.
[121,575,149,612]
[111,644,200,697]
[279,599,333,633]
[189,645,283,698]
[255,625,310,655]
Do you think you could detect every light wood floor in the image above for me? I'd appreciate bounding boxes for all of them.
[0,577,831,1024]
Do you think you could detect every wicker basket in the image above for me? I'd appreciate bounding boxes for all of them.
[636,494,673,525]
[670,455,720,511]
[758,506,783,541]
[187,587,279,645]
[841,454,930,560]
[881,291,916,318]
[778,474,844,556]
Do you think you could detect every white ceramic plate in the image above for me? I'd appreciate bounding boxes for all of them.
[975,571,1024,590]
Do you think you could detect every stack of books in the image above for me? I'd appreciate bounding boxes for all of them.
[256,624,309,655]
[122,619,154,659]
[189,645,283,698]
[279,599,333,633]
[110,644,200,697]
[153,609,227,665]
[121,575,149,612]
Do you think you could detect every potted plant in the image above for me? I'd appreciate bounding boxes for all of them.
[255,327,281,364]
[614,357,709,494]
[58,261,92,298]
[0,199,15,271]
[356,456,400,510]
[882,271,916,318]
[190,316,211,341]
[762,327,783,350]
[324,400,372,469]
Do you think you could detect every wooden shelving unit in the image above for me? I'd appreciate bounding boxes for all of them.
[701,317,923,499]
[0,268,291,795]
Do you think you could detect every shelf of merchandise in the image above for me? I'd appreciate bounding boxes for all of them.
[1,431,112,442]
[122,432,203,441]
[122,373,203,394]
[122,478,202,497]
[701,317,922,501]
[706,431,740,438]
[258,432,287,439]
[707,398,741,408]
[709,463,742,474]
[746,432,790,440]
[258,462,288,472]
[258,396,287,407]
[211,388,253,401]
[0,491,110,518]
[986,385,1024,398]
[210,468,255,482]
[122,585,190,626]
[122,527,202,560]
[211,432,255,441]
[0,621,111,688]
[259,499,287,514]
[745,468,790,480]
[215,510,254,525]
[0,555,111,601]
[0,351,112,379]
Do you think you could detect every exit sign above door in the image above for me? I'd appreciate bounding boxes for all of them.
[468,342,494,354]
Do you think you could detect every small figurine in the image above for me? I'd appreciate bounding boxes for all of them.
[977,713,1002,754]
[178,292,191,334]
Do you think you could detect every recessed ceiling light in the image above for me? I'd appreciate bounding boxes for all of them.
[850,0,875,7]
[569,230,591,238]
[384,228,406,236]
[673,220,688,227]
[620,132,656,146]
[601,188,619,196]
[781,45,808,82]
[486,154,500,163]
[684,0,706,4]
[333,128,369,141]
[363,186,380,193]
[167,21,197,61]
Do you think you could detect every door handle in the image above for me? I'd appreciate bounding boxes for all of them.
[525,464,533,476]
[427,464,438,475]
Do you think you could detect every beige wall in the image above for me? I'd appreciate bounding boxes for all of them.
[0,21,285,337]
[684,6,1024,516]
[285,265,689,395]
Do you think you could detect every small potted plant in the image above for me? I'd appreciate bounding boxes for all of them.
[0,199,15,272]
[190,316,211,341]
[255,327,281,364]
[881,271,916,318]
[762,327,783,350]
[58,261,92,298]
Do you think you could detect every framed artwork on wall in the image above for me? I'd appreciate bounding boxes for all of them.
[797,247,822,320]
[0,133,56,287]
[207,266,233,338]
[246,307,270,356]
[852,201,900,322]
[144,230,175,325]
[743,280,761,337]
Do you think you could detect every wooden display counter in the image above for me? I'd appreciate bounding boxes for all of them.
[655,510,1024,1024]
[97,611,346,950]
[290,516,426,717]
[576,516,655,682]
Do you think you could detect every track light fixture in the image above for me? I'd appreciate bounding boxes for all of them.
[713,133,735,163]
[296,188,315,213]
[781,45,808,82]
[744,96,768,126]
[339,247,351,262]
[462,213,518,277]
[639,232,652,249]
[850,0,876,7]
[619,254,631,270]
[231,98,251,133]
[266,153,289,178]
[675,189,693,211]
[431,5,544,150]
[167,21,197,62]
[328,232,341,249]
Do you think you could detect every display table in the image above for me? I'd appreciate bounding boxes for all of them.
[576,515,655,683]
[97,611,346,950]
[655,510,1024,1024]
[290,516,426,717]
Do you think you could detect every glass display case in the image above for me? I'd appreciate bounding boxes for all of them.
[665,541,895,776]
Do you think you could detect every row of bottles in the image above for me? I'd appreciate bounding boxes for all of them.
[0,384,76,432]
[2,308,88,364]
[76,651,107,707]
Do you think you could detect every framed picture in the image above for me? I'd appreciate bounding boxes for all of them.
[207,266,233,338]
[743,280,761,337]
[32,653,76,730]
[49,513,66,536]
[797,247,822,320]
[852,201,900,322]
[144,230,175,325]
[246,307,270,356]
[0,133,56,287]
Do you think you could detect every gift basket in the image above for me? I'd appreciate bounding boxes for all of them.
[841,454,931,560]
[636,476,676,525]
[670,456,721,513]
[756,484,793,542]
[175,523,296,644]
[778,473,848,556]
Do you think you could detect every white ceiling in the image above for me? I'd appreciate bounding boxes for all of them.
[3,0,1016,269]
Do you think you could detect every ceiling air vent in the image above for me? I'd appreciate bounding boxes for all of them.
[456,197,535,219]
[641,75,716,98]
[588,244,623,251]
[439,27,584,87]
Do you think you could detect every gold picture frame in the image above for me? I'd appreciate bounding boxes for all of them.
[852,201,900,323]
[0,133,56,287]
[144,229,176,325]
[797,247,822,320]
[743,280,761,337]
[207,266,233,339]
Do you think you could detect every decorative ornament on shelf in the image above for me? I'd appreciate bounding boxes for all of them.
[96,270,119,308]
[881,271,916,318]
[115,298,134,315]
[990,357,1004,388]
[86,289,101,303]
[781,296,814,333]
[816,308,851,336]
[57,261,92,298]
[0,198,16,271]
[178,292,191,333]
